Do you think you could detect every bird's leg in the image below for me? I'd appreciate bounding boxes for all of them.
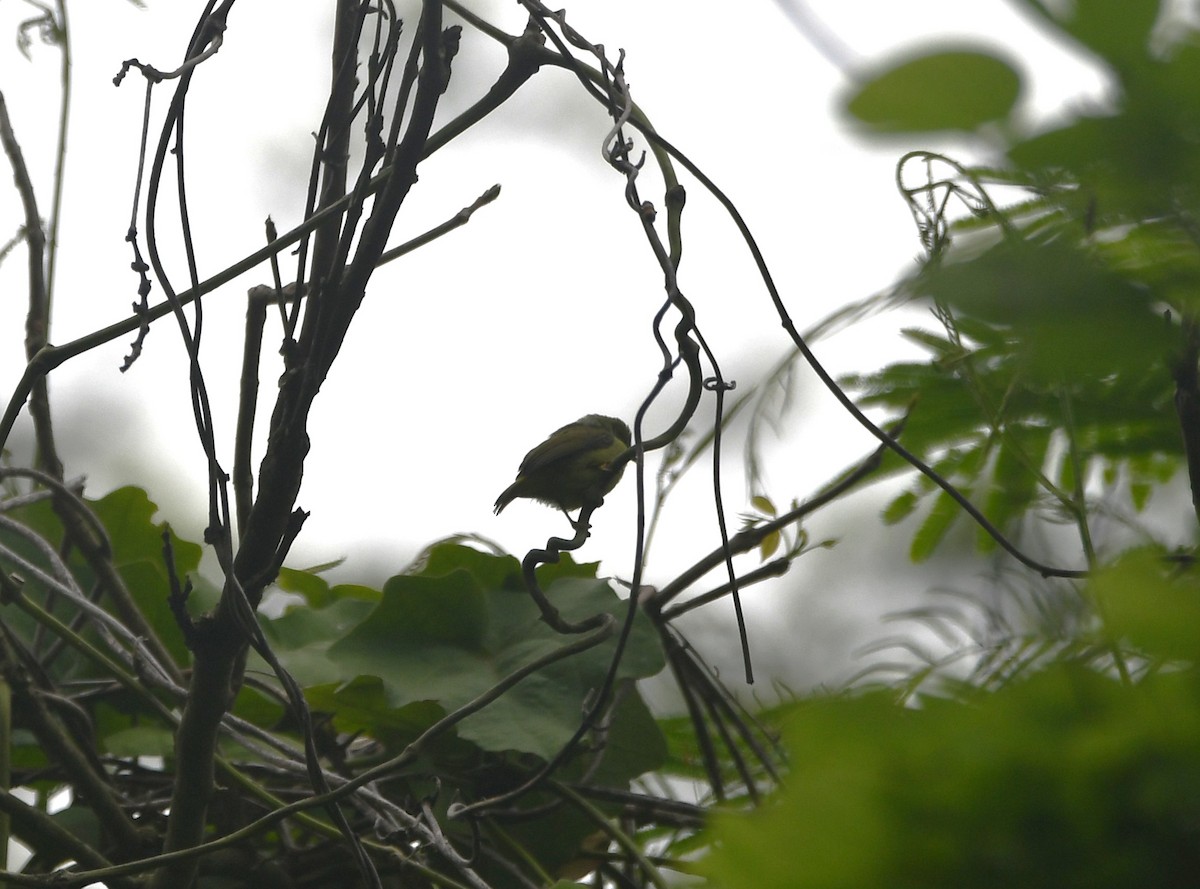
[567,494,607,532]
[563,508,589,532]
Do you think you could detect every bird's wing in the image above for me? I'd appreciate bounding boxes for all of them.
[518,424,615,474]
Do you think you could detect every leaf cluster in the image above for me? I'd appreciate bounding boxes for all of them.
[700,3,1200,886]
[703,549,1200,889]
[1,487,673,887]
[831,0,1200,563]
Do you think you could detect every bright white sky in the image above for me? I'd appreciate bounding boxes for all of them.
[0,0,1111,689]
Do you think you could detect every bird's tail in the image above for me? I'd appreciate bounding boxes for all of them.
[493,483,520,515]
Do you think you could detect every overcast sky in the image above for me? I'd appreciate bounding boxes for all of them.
[0,0,1114,690]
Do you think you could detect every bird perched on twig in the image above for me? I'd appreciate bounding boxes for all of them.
[494,414,631,520]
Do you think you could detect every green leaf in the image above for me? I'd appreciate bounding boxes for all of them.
[230,684,286,729]
[262,596,377,650]
[308,544,667,761]
[277,566,382,610]
[1098,221,1200,314]
[1009,37,1200,222]
[584,684,667,785]
[899,327,962,359]
[703,695,894,889]
[760,529,781,560]
[907,444,988,562]
[276,567,332,607]
[1091,548,1200,661]
[305,677,449,750]
[9,729,48,770]
[1130,480,1151,512]
[978,425,1050,552]
[51,805,102,855]
[76,487,207,666]
[751,495,776,517]
[82,698,179,765]
[94,487,199,571]
[910,487,965,562]
[257,596,379,687]
[26,486,209,669]
[103,723,176,759]
[844,46,1021,133]
[882,490,919,525]
[1013,0,1160,73]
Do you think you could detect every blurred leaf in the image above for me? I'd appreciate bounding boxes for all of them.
[1008,34,1200,221]
[751,494,776,517]
[919,237,1177,384]
[704,694,894,889]
[1092,548,1200,661]
[978,424,1051,552]
[50,805,102,855]
[882,490,919,525]
[103,723,175,759]
[704,664,1200,888]
[1098,220,1200,313]
[760,529,781,559]
[908,445,987,562]
[230,684,286,729]
[1130,480,1151,511]
[1012,0,1160,74]
[844,46,1021,133]
[910,487,966,562]
[9,728,48,770]
[900,326,964,360]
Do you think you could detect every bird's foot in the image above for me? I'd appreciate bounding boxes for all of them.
[563,509,591,534]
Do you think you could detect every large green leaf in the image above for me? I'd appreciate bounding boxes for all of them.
[255,596,378,692]
[304,676,451,751]
[267,544,666,763]
[0,485,206,671]
[275,566,379,609]
[844,46,1021,133]
[326,574,663,758]
[83,487,208,666]
[263,545,671,889]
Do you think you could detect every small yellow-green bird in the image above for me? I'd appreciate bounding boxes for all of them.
[494,414,631,517]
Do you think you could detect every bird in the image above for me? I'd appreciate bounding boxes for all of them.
[494,414,631,519]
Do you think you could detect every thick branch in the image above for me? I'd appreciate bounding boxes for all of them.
[233,4,458,603]
[149,620,245,889]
